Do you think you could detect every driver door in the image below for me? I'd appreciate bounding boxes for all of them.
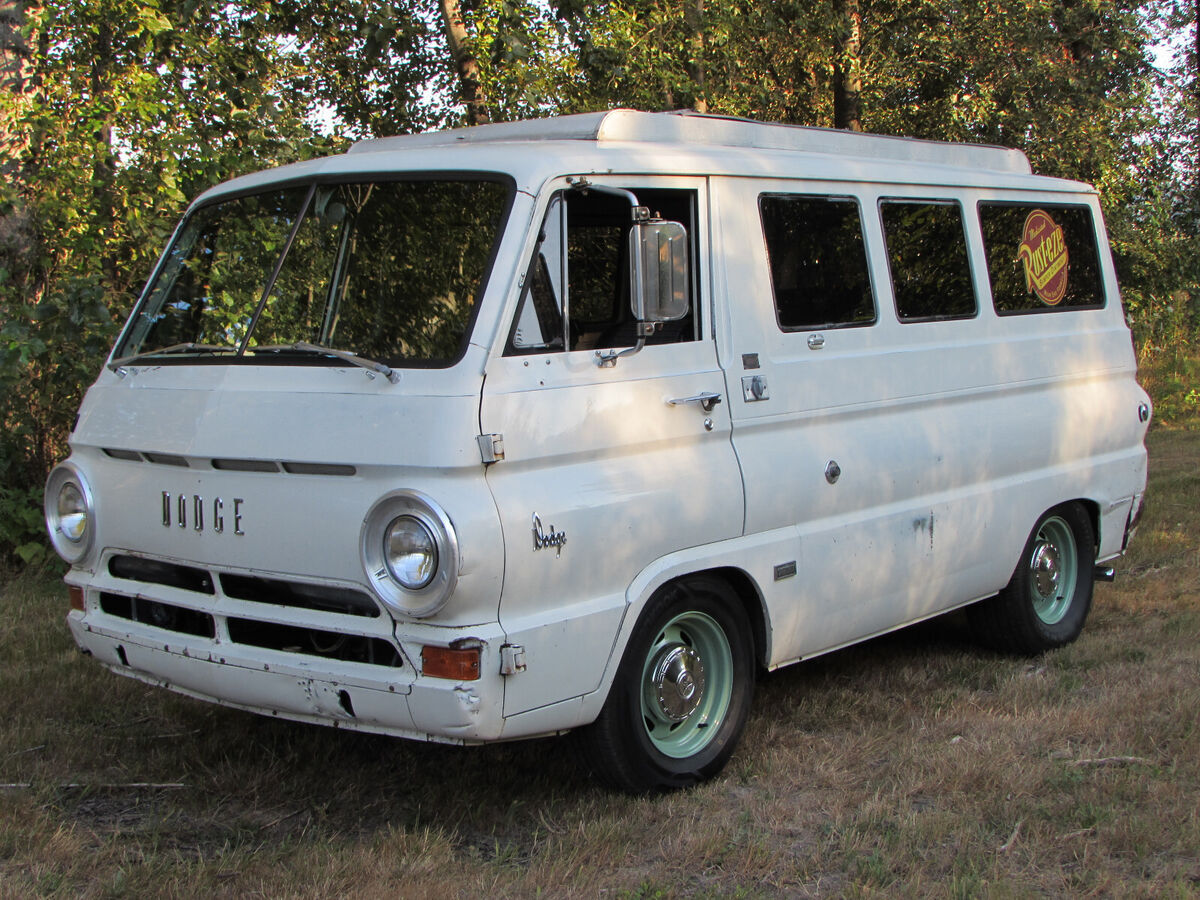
[480,176,745,717]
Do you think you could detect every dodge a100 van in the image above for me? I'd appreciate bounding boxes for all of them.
[46,110,1150,792]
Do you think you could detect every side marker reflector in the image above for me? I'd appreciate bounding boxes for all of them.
[422,645,481,681]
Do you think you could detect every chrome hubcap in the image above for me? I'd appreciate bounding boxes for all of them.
[638,609,733,759]
[1032,542,1061,597]
[1028,515,1079,626]
[646,645,705,723]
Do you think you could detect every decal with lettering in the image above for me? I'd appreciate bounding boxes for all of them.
[1018,209,1069,306]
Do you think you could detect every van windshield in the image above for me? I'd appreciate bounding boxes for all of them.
[116,178,511,368]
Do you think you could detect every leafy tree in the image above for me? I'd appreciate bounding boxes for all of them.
[1127,0,1200,362]
[0,0,332,565]
[282,0,460,136]
[2,0,1198,566]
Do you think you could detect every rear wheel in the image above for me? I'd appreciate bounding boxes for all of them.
[581,576,755,793]
[969,502,1095,654]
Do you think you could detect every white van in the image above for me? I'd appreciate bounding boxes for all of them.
[46,110,1150,792]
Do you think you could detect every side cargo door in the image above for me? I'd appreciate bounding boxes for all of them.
[480,176,745,718]
[714,180,981,664]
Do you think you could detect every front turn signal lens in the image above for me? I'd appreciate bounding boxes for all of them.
[422,645,481,681]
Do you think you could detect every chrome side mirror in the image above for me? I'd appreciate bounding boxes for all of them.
[598,219,691,368]
[630,220,689,323]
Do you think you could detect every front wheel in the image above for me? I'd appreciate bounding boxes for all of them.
[581,576,755,793]
[969,502,1096,655]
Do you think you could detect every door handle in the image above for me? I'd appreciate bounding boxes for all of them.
[668,391,722,413]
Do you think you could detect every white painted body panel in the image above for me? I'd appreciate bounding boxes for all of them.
[55,111,1150,747]
[710,178,1148,667]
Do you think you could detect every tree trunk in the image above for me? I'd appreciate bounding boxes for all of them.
[684,0,707,113]
[832,0,862,131]
[91,16,116,286]
[0,0,31,88]
[1,0,34,167]
[438,0,490,126]
[0,1,38,290]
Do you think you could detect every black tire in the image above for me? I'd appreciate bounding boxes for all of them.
[580,575,755,794]
[969,502,1095,655]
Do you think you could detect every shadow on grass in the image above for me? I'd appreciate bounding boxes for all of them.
[45,605,990,862]
[50,704,600,863]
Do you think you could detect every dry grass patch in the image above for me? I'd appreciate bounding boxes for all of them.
[2,426,1198,897]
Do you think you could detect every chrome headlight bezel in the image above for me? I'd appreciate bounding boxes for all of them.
[361,491,459,618]
[45,463,96,564]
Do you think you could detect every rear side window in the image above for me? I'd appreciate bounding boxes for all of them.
[978,203,1105,313]
[759,194,875,330]
[880,200,976,322]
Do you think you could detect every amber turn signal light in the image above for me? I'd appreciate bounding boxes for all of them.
[421,644,481,681]
[68,584,85,612]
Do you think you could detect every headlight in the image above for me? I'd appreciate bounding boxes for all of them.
[361,491,459,617]
[384,516,437,589]
[45,464,96,563]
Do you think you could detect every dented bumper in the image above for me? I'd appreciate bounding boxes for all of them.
[66,580,508,744]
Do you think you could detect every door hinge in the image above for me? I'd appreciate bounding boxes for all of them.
[499,644,527,676]
[477,433,505,465]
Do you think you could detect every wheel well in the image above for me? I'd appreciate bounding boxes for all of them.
[685,566,768,669]
[1074,498,1101,552]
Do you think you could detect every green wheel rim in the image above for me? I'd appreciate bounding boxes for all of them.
[639,610,733,759]
[1028,515,1079,625]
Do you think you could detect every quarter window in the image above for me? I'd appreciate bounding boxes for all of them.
[759,194,875,331]
[978,203,1105,313]
[880,200,976,322]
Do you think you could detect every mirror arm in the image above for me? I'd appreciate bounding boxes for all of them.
[595,323,658,368]
[565,178,650,223]
[595,338,644,368]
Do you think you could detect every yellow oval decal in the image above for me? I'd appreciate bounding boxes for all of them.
[1018,210,1069,306]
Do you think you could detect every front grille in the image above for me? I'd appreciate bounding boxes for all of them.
[227,618,402,666]
[100,592,216,638]
[109,556,215,594]
[220,573,378,617]
[97,557,399,669]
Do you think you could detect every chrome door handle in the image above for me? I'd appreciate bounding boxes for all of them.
[668,391,722,413]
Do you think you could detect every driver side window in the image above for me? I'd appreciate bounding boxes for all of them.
[506,187,698,355]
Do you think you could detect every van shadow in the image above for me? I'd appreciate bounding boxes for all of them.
[61,609,989,861]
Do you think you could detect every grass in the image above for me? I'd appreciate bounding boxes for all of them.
[2,426,1199,897]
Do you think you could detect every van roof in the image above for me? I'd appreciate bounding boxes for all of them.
[349,109,1033,177]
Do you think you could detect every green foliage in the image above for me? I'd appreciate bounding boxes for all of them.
[0,0,337,565]
[281,0,460,135]
[1138,350,1200,427]
[0,0,1197,566]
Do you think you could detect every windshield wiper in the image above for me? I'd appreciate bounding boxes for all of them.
[250,342,400,384]
[109,343,236,370]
